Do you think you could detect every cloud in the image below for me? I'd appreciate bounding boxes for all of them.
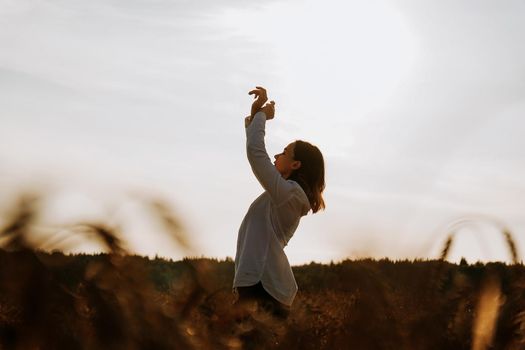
[1,0,524,263]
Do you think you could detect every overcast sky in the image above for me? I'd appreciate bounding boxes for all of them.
[1,0,524,264]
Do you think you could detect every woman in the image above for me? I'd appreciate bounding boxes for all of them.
[233,86,326,319]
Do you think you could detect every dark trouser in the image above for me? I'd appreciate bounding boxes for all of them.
[235,281,290,320]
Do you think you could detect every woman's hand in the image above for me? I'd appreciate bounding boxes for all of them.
[260,101,275,120]
[248,86,275,120]
[249,86,268,117]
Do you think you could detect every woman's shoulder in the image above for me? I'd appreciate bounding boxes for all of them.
[285,179,301,190]
[286,180,311,210]
[286,179,305,192]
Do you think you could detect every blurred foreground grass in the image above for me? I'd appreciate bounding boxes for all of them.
[0,251,524,349]
[0,192,524,349]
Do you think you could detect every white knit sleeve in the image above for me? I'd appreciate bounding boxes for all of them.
[245,112,294,205]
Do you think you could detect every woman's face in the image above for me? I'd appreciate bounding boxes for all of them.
[274,142,301,179]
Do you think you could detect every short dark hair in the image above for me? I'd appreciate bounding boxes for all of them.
[288,140,326,214]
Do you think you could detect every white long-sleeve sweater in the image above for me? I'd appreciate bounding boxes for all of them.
[233,111,311,306]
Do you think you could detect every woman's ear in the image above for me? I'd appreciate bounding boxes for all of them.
[292,160,302,170]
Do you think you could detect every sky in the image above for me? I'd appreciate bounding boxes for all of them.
[0,0,524,264]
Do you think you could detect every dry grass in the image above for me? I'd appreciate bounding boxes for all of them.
[437,216,522,350]
[0,192,524,349]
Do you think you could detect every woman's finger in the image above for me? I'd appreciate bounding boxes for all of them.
[249,86,266,95]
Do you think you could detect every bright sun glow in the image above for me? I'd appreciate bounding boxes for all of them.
[217,0,417,154]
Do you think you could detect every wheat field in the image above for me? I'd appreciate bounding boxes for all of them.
[0,192,523,349]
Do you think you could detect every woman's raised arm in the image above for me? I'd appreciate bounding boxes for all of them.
[245,111,294,205]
